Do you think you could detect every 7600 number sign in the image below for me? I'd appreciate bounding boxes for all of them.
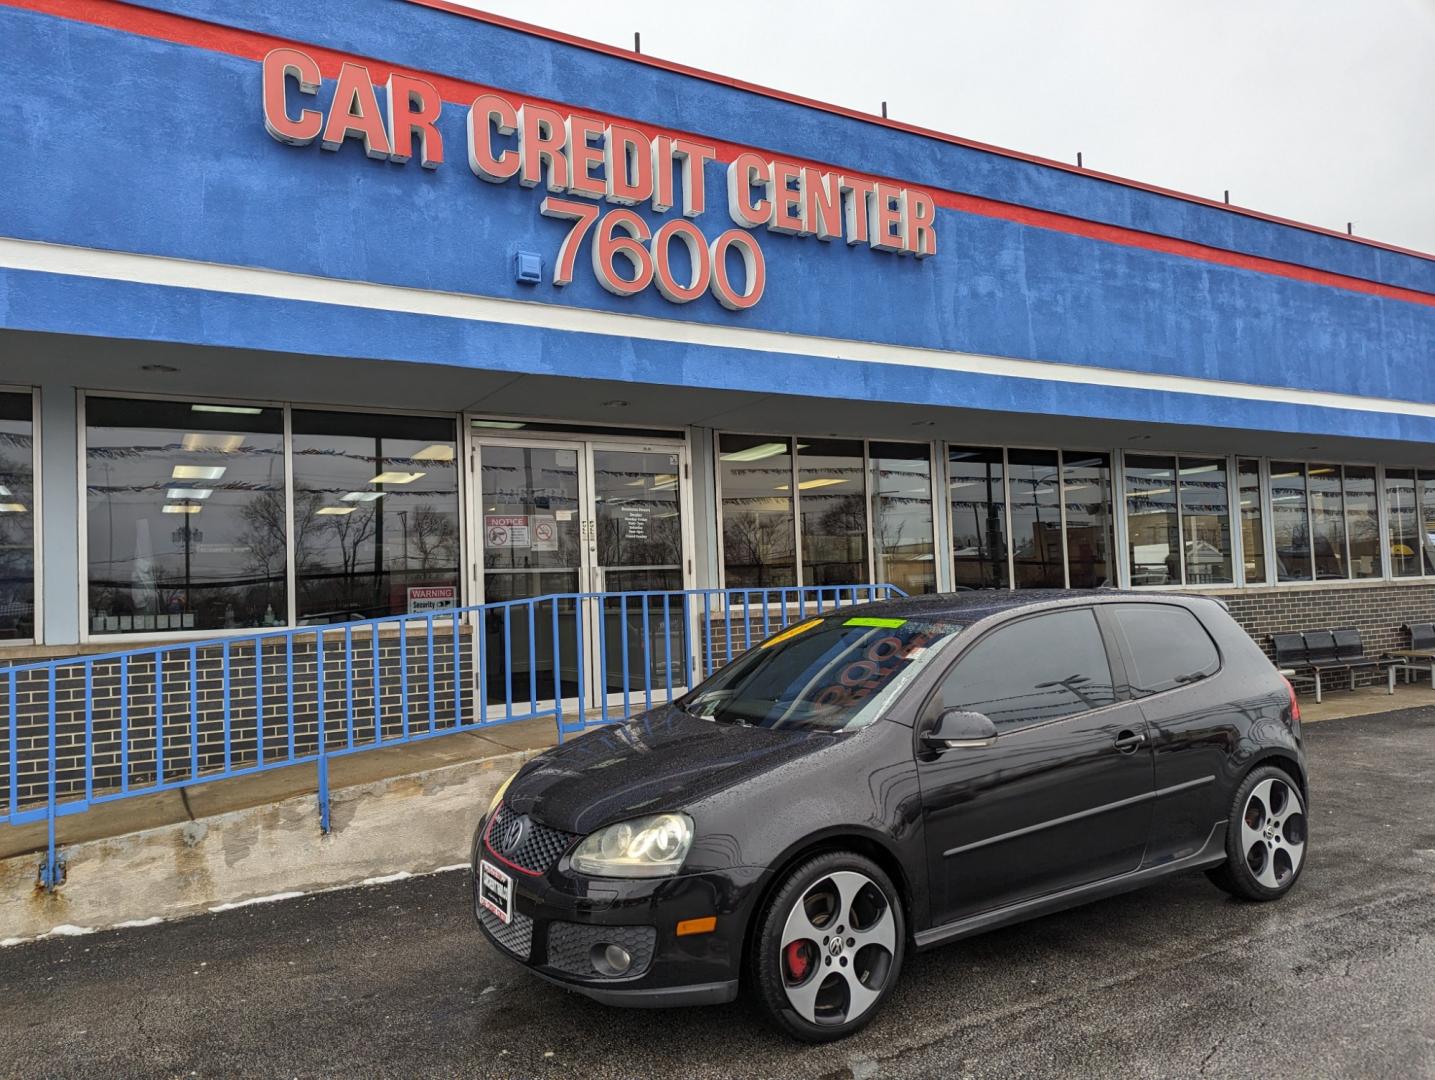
[541,197,765,310]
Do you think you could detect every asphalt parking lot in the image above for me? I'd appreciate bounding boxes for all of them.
[2,707,1434,1080]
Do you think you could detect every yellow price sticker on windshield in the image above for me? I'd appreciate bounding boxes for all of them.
[845,617,906,629]
[760,617,823,648]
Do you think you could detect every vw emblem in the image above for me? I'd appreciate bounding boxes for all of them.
[501,817,527,854]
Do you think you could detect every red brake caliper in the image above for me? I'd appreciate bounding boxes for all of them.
[784,940,811,981]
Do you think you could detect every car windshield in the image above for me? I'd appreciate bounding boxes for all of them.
[680,615,963,732]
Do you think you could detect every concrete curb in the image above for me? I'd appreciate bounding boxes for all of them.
[0,748,537,943]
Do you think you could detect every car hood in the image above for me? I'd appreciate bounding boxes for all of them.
[503,706,841,835]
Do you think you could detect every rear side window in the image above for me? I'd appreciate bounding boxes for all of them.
[1110,604,1220,696]
[934,608,1116,730]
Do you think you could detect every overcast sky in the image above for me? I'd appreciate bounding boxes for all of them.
[443,0,1435,257]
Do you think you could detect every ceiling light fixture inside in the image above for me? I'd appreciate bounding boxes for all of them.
[192,404,263,415]
[181,433,245,453]
[720,442,788,463]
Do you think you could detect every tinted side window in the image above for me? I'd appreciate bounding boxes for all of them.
[1111,604,1220,696]
[936,609,1116,729]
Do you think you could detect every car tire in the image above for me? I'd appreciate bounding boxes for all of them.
[748,850,906,1043]
[1206,764,1309,901]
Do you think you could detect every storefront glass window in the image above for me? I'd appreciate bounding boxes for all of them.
[85,396,286,634]
[869,442,935,594]
[1343,466,1380,579]
[1308,464,1346,579]
[0,391,36,641]
[1421,471,1435,575]
[292,410,460,623]
[719,434,796,587]
[1270,462,1312,581]
[1385,468,1420,578]
[1238,459,1267,584]
[1007,449,1063,587]
[1062,452,1113,588]
[1177,458,1232,585]
[797,439,867,586]
[1124,454,1179,586]
[948,446,1008,589]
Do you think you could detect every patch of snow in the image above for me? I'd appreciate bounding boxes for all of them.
[1,924,96,947]
[208,891,305,913]
[357,871,413,887]
[113,916,165,929]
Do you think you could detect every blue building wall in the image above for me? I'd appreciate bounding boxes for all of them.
[0,0,1432,431]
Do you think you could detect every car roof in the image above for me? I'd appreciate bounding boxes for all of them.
[841,588,1218,624]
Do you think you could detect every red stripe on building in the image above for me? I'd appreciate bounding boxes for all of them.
[6,0,1435,311]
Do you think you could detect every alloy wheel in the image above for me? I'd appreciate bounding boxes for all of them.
[778,870,897,1026]
[1239,776,1307,890]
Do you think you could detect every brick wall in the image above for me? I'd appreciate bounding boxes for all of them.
[1213,582,1435,657]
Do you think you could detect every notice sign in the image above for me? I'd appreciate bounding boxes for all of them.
[408,585,457,613]
[485,514,530,548]
[531,515,558,552]
[621,506,649,540]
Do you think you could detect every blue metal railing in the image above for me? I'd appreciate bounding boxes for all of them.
[1,584,904,889]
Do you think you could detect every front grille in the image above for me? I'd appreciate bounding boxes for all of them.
[545,922,657,979]
[479,905,535,960]
[486,803,579,875]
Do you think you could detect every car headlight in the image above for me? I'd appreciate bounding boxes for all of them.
[570,813,694,878]
[486,769,519,818]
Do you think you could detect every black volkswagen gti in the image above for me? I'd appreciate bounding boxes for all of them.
[470,590,1308,1042]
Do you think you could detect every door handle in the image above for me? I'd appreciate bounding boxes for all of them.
[1113,730,1146,753]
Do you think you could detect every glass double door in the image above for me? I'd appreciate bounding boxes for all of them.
[473,436,692,713]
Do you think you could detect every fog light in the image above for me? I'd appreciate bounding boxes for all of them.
[591,942,632,976]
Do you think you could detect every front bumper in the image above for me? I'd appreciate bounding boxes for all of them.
[470,815,766,1008]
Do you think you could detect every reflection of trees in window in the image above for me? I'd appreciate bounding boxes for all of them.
[722,510,796,587]
[239,489,314,618]
[411,506,460,570]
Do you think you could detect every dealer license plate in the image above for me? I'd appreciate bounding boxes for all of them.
[478,860,513,925]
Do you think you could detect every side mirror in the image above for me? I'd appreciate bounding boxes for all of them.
[921,709,998,751]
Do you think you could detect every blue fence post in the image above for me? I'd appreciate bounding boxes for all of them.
[316,628,330,835]
[702,591,713,679]
[550,599,562,733]
[7,670,16,826]
[41,666,60,890]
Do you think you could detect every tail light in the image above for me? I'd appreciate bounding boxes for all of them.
[1282,676,1301,727]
